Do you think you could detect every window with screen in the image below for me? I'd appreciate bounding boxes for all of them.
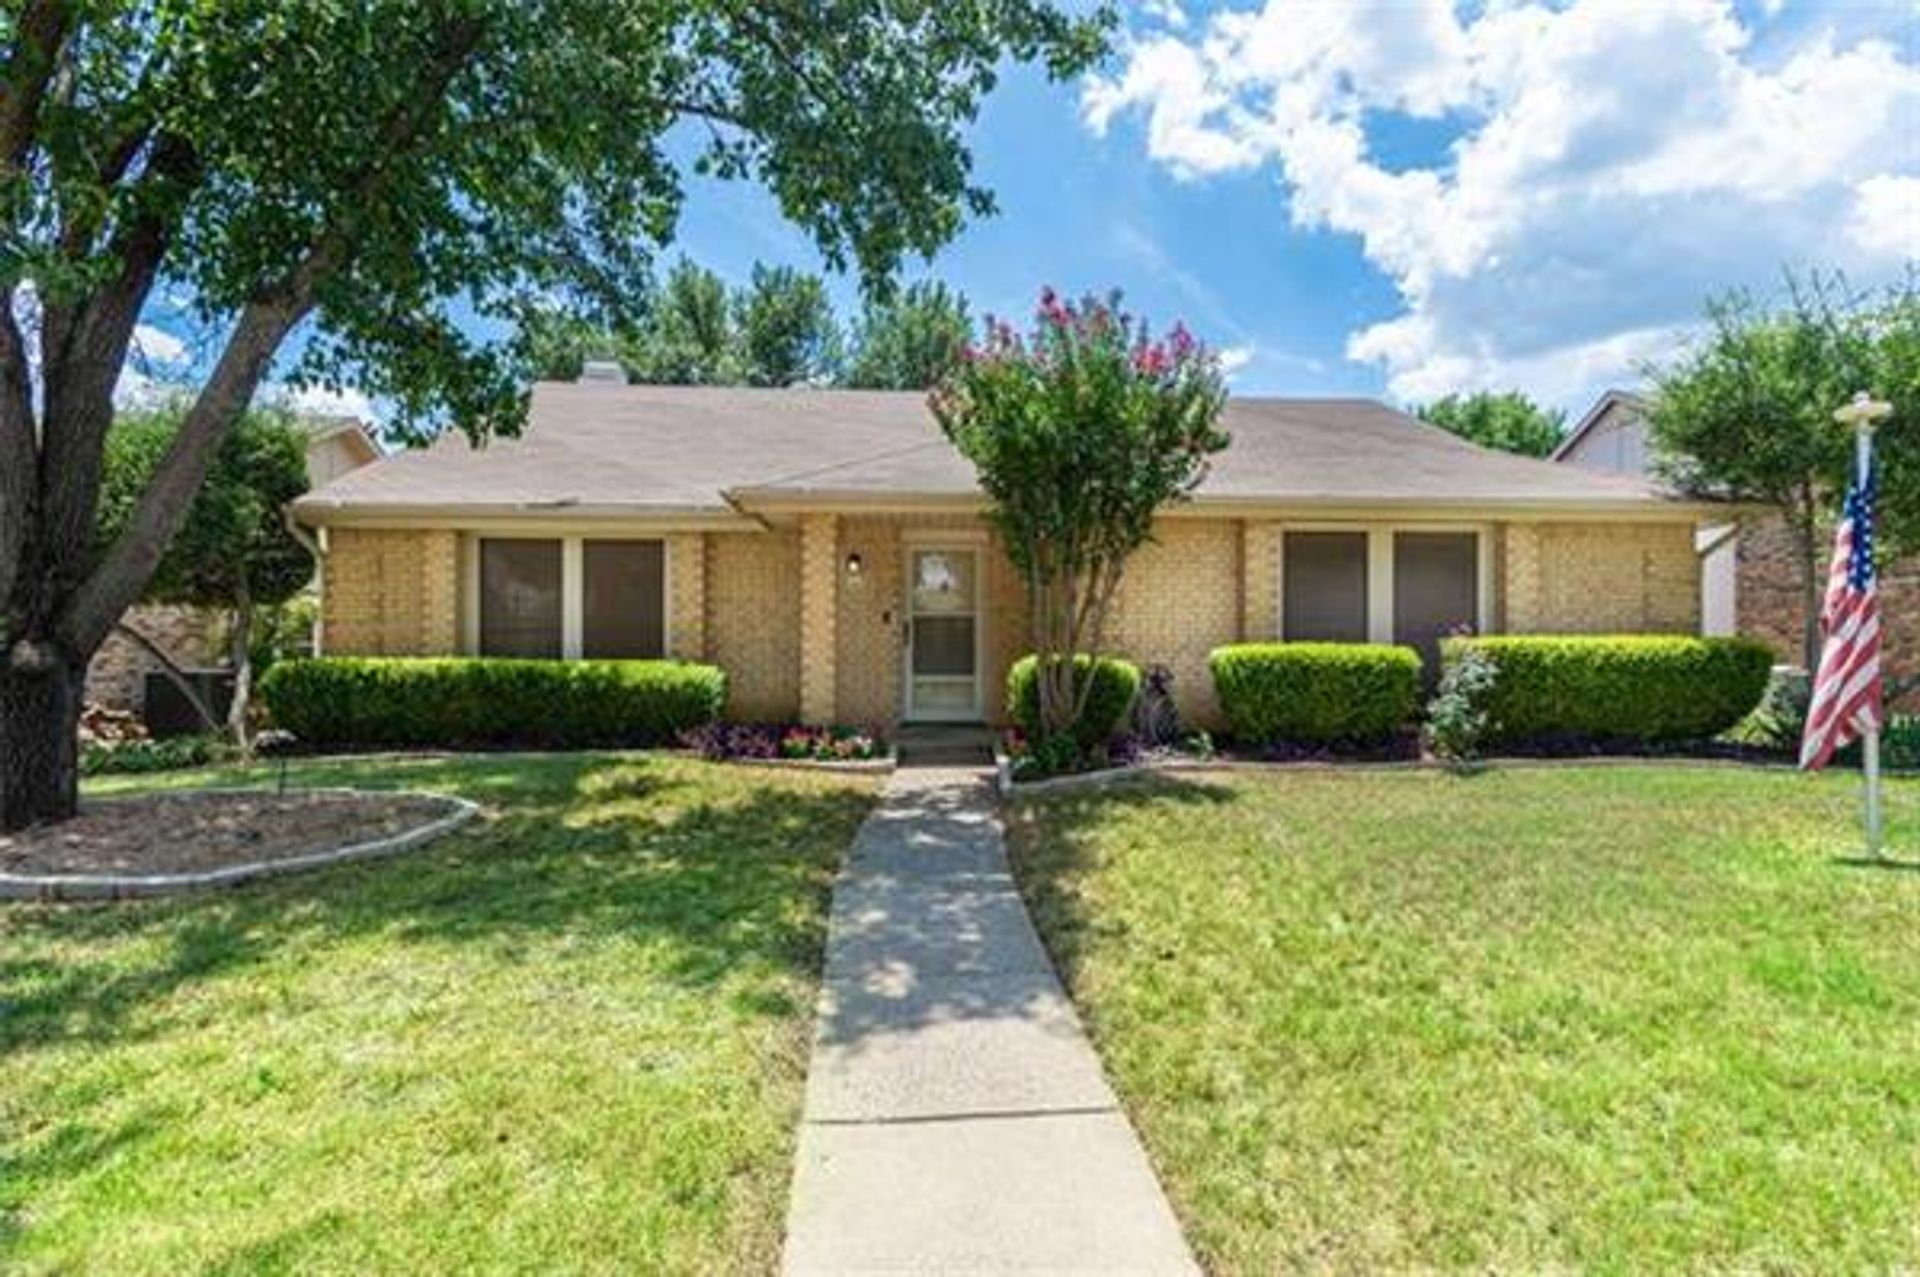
[1393,531,1478,674]
[583,539,665,658]
[1282,531,1368,641]
[479,539,563,657]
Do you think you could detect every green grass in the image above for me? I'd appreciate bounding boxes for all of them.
[1007,765,1920,1272]
[2,753,876,1275]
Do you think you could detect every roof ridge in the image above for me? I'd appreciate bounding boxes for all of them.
[730,436,955,493]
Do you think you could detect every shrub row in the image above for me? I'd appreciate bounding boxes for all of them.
[1442,635,1773,745]
[1209,643,1422,745]
[260,657,726,749]
[1007,654,1142,748]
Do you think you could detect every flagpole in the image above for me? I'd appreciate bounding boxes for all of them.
[1835,391,1892,858]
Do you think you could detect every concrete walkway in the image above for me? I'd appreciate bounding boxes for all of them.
[782,767,1196,1275]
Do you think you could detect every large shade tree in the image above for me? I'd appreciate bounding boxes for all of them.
[0,0,1108,828]
[1649,272,1919,668]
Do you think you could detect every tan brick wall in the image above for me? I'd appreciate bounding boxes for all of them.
[667,533,707,660]
[1241,521,1281,642]
[833,515,1029,729]
[1105,519,1243,730]
[322,528,459,655]
[705,528,801,720]
[797,514,839,723]
[1501,521,1698,634]
[835,516,905,728]
[84,604,222,711]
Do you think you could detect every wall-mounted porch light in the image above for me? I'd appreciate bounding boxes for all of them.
[845,552,864,577]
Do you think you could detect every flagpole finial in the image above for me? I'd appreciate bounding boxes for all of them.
[1835,391,1893,431]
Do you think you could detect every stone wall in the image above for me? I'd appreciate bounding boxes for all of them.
[84,604,221,712]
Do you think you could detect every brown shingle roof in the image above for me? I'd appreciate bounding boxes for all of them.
[293,382,1686,522]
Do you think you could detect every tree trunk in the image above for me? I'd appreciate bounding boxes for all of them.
[0,657,83,830]
[1793,502,1823,671]
[226,593,254,751]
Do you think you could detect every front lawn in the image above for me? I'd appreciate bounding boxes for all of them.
[2,753,875,1274]
[1008,765,1920,1272]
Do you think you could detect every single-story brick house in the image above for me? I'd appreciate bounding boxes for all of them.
[291,378,1719,731]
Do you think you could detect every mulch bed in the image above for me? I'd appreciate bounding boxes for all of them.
[0,790,460,878]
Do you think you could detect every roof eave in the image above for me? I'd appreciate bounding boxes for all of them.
[290,498,757,530]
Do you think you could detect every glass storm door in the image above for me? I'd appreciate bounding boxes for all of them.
[906,548,982,720]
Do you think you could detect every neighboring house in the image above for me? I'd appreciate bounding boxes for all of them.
[290,379,1716,732]
[86,416,382,714]
[1554,390,1739,637]
[1554,390,1920,692]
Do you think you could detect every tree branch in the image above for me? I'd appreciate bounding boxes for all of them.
[35,131,200,600]
[59,14,489,655]
[60,299,301,654]
[0,296,37,633]
[112,619,219,732]
[0,0,72,185]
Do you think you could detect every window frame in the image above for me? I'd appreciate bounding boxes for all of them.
[463,533,673,660]
[1273,522,1493,643]
[476,536,565,659]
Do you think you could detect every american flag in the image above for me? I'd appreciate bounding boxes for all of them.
[1801,471,1883,770]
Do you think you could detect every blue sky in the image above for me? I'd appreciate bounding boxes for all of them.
[131,0,1917,423]
[668,59,1403,401]
[669,0,1917,416]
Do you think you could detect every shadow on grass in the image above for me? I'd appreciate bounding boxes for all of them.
[1832,854,1920,873]
[0,754,874,1060]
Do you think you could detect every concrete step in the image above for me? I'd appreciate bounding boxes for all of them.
[894,723,997,768]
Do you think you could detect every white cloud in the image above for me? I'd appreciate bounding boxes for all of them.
[270,380,376,421]
[130,323,188,367]
[1084,0,1920,409]
[1849,174,1920,263]
[1218,343,1254,376]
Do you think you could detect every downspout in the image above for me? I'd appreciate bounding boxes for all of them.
[283,507,327,656]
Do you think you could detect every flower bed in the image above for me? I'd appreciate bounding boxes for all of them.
[998,726,1215,787]
[0,788,477,901]
[681,722,891,767]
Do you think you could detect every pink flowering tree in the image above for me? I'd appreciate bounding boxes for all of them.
[931,290,1228,740]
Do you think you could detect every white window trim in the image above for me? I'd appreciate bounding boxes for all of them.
[1274,522,1493,643]
[463,533,672,659]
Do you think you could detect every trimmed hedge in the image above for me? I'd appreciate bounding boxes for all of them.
[1443,635,1773,745]
[1008,654,1142,748]
[1209,642,1422,745]
[260,657,726,749]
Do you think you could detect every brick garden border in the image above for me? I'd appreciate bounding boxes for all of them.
[0,787,480,902]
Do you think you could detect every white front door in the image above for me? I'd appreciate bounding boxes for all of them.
[905,547,983,721]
